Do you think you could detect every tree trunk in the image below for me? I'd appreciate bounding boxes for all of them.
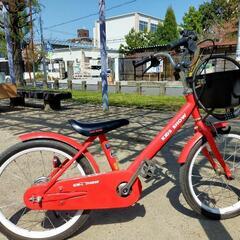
[13,39,25,86]
[8,1,25,86]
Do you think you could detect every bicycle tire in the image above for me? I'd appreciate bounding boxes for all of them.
[0,139,94,240]
[180,133,240,219]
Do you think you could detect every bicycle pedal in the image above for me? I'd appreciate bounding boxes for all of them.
[140,161,158,179]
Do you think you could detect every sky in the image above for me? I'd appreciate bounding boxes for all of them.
[38,0,207,40]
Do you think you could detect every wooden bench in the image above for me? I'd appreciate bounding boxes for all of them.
[10,89,72,110]
[0,83,17,99]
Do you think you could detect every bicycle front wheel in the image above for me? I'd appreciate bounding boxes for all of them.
[0,139,94,240]
[180,133,240,219]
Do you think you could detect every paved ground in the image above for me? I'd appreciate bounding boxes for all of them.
[0,99,239,240]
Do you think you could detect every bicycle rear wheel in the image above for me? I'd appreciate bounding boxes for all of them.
[180,133,240,219]
[0,139,94,240]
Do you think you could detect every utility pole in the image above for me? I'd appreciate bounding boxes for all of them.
[236,5,240,61]
[99,0,109,111]
[2,3,16,84]
[39,14,48,88]
[29,0,36,85]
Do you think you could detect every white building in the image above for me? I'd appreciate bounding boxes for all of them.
[48,41,121,83]
[93,12,163,50]
[46,13,163,83]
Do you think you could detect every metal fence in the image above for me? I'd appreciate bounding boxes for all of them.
[118,56,177,82]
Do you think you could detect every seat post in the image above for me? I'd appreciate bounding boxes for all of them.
[99,134,119,171]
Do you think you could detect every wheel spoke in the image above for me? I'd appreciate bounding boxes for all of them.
[13,160,32,184]
[5,170,27,183]
[40,151,47,176]
[59,214,68,223]
[26,153,33,183]
[45,215,56,229]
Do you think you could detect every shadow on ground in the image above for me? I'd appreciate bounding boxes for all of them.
[0,99,238,240]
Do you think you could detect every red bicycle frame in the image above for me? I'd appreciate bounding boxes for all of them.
[20,92,232,211]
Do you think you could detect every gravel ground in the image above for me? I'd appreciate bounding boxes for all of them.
[0,99,239,240]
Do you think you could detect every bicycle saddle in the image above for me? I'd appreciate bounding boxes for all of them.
[69,119,129,136]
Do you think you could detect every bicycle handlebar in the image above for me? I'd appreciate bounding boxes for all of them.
[133,30,198,70]
[133,53,176,69]
[133,57,151,68]
[170,30,198,52]
[169,37,188,51]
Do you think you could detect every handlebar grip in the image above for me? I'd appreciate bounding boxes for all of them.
[170,37,188,51]
[133,57,151,68]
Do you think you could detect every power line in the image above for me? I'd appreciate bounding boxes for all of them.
[44,0,137,30]
[45,28,76,37]
[44,26,125,42]
[43,28,125,45]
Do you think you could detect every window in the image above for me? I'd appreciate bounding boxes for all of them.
[150,23,157,32]
[139,21,148,31]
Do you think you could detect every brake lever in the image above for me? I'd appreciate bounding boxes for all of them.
[143,65,152,75]
[142,57,160,75]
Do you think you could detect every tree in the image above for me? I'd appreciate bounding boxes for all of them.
[0,31,7,57]
[162,7,179,43]
[119,28,151,52]
[199,0,238,35]
[181,0,238,41]
[182,6,203,34]
[149,7,179,45]
[1,0,40,86]
[148,23,166,46]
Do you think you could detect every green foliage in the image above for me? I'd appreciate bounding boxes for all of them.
[0,1,40,46]
[35,72,44,80]
[162,7,179,43]
[119,28,151,52]
[150,7,179,45]
[148,23,167,46]
[8,0,40,41]
[0,31,7,57]
[180,0,239,41]
[182,6,203,34]
[199,0,238,25]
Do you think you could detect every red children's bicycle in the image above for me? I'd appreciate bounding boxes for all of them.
[0,31,240,240]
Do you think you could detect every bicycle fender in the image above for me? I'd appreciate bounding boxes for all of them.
[178,132,203,164]
[19,132,100,173]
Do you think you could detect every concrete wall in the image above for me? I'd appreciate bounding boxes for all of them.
[54,80,184,97]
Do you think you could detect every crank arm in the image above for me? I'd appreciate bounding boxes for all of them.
[119,161,146,196]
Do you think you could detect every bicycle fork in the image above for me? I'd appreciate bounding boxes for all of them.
[197,120,232,179]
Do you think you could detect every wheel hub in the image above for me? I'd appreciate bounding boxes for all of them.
[33,176,49,185]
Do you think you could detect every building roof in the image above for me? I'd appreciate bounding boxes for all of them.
[124,44,169,55]
[32,38,111,52]
[46,39,94,49]
[99,12,163,22]
[199,40,237,49]
[129,39,238,52]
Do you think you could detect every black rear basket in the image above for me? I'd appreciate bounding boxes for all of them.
[189,69,240,109]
